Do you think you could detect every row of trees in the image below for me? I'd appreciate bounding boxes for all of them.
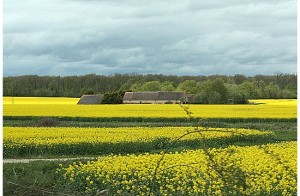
[123,78,296,104]
[4,73,297,102]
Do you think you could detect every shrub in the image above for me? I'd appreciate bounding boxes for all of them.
[101,91,125,104]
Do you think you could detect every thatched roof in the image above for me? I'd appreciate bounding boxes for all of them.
[77,94,103,104]
[123,92,187,101]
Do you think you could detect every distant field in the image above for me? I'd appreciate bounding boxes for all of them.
[3,97,297,119]
[3,97,79,105]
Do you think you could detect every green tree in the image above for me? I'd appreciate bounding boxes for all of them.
[142,81,161,91]
[225,84,248,104]
[193,91,208,104]
[211,78,228,103]
[119,83,132,92]
[161,81,175,91]
[239,81,262,99]
[264,83,280,98]
[34,89,53,97]
[3,73,297,98]
[285,84,297,95]
[130,82,143,92]
[208,91,222,104]
[198,80,213,93]
[233,74,246,85]
[176,80,198,94]
[281,89,296,99]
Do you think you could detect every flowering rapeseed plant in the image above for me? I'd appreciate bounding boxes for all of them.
[58,142,296,195]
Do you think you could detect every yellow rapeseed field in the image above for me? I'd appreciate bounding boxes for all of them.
[3,97,297,119]
[3,97,79,105]
[58,141,297,195]
[4,126,270,147]
[3,97,296,195]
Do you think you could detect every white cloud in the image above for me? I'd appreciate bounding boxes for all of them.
[3,0,297,76]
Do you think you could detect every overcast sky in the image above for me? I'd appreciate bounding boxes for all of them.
[4,0,297,76]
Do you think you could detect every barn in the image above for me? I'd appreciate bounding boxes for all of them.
[123,91,188,104]
[77,94,103,104]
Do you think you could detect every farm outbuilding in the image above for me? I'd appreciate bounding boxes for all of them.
[123,91,189,104]
[77,94,103,104]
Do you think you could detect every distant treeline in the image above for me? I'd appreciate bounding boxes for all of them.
[3,73,297,102]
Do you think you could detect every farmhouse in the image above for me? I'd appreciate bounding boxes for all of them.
[123,91,189,104]
[77,94,103,104]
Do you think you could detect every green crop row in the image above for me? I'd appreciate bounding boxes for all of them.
[3,116,297,123]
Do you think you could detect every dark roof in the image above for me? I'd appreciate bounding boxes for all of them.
[123,92,187,101]
[77,94,103,104]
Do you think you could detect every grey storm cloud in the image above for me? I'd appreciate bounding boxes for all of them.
[4,0,297,76]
